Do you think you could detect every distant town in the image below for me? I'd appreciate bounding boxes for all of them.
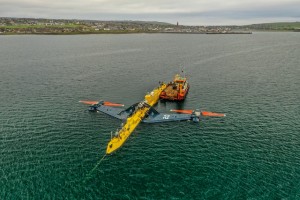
[0,17,299,35]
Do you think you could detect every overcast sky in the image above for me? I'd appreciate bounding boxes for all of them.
[1,0,300,25]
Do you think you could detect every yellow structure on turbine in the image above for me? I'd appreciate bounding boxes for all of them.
[106,83,166,154]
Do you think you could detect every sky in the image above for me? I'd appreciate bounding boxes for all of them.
[1,0,300,25]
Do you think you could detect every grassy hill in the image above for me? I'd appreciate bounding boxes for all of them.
[243,22,300,31]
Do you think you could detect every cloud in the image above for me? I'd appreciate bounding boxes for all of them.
[1,0,300,25]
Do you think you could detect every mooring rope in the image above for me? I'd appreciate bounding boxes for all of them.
[84,154,107,182]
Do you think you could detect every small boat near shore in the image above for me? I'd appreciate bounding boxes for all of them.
[159,74,190,101]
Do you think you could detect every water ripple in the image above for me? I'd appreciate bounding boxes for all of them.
[1,33,300,199]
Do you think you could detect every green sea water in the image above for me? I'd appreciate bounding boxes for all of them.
[0,33,300,199]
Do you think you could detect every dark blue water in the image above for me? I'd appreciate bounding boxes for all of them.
[0,33,300,199]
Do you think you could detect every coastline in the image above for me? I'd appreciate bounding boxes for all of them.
[1,17,299,35]
[0,31,256,35]
[2,30,299,35]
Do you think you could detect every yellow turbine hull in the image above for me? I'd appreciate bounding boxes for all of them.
[106,84,166,154]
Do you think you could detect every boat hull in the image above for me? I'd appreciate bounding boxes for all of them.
[160,83,190,101]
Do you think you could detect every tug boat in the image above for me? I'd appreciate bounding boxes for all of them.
[159,74,190,101]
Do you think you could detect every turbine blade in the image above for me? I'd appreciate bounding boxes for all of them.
[201,111,225,117]
[170,109,193,114]
[103,101,124,107]
[79,100,99,105]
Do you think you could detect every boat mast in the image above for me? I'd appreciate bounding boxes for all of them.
[181,66,186,77]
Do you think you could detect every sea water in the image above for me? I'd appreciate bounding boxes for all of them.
[0,33,299,199]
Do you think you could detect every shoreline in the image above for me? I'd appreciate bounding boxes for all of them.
[1,30,299,36]
[0,31,256,35]
[1,18,299,35]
